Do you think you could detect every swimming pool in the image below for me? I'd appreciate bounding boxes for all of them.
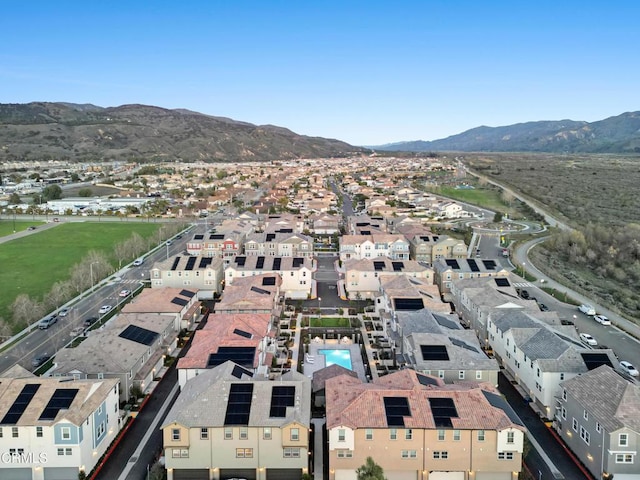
[318,349,352,370]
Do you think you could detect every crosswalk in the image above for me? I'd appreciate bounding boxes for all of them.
[512,282,533,288]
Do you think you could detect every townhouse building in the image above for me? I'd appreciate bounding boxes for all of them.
[244,232,314,258]
[150,255,225,299]
[186,231,245,258]
[163,362,311,480]
[0,375,119,480]
[215,274,282,317]
[556,365,640,480]
[122,287,202,330]
[345,214,387,236]
[339,234,410,262]
[409,235,468,265]
[433,257,509,297]
[262,213,305,234]
[376,275,448,320]
[225,256,315,300]
[326,369,525,480]
[307,213,341,235]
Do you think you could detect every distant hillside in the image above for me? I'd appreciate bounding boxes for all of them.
[0,102,364,162]
[375,112,640,153]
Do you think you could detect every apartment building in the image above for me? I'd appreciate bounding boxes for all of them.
[326,369,524,480]
[339,234,409,261]
[409,235,468,265]
[186,230,246,258]
[162,362,311,480]
[433,257,509,296]
[150,256,225,298]
[244,232,314,258]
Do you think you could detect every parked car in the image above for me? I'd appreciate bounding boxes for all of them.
[593,314,611,325]
[133,258,144,266]
[519,289,530,300]
[83,317,99,328]
[38,315,58,329]
[560,319,575,326]
[619,361,639,377]
[538,303,549,312]
[119,289,131,297]
[579,304,596,315]
[58,307,71,317]
[579,333,598,346]
[28,226,37,231]
[98,305,113,315]
[70,326,85,338]
[32,354,51,368]
[166,240,172,246]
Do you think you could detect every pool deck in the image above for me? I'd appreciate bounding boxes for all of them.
[303,341,367,381]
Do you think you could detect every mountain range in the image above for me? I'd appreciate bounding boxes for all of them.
[375,111,640,154]
[0,102,363,163]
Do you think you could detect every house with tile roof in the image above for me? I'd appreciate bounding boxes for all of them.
[215,274,282,318]
[162,362,311,480]
[556,365,640,480]
[0,375,119,480]
[326,369,524,480]
[122,286,202,330]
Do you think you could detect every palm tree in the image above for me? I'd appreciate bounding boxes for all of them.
[356,456,387,480]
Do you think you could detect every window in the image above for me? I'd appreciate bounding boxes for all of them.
[284,447,301,458]
[498,452,514,460]
[583,410,588,420]
[458,370,465,380]
[405,429,413,440]
[0,427,2,438]
[580,426,590,445]
[506,431,515,444]
[560,373,565,380]
[224,427,233,440]
[338,429,346,442]
[290,427,299,441]
[172,449,188,458]
[12,426,18,438]
[433,451,448,459]
[477,430,485,442]
[476,370,483,380]
[172,429,180,441]
[595,422,601,433]
[365,429,373,440]
[240,426,248,440]
[561,407,567,420]
[236,448,253,458]
[390,428,397,440]
[337,449,353,458]
[36,426,43,438]
[616,453,634,463]
[61,427,70,440]
[263,427,272,440]
[438,370,444,378]
[200,428,208,440]
[453,430,461,441]
[57,448,65,456]
[619,433,629,446]
[437,429,445,441]
[572,418,578,432]
[562,389,567,400]
[401,450,417,458]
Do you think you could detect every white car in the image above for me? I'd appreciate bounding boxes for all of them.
[133,258,144,266]
[58,308,70,317]
[119,289,131,297]
[579,333,598,346]
[98,305,113,315]
[619,361,639,377]
[593,314,611,325]
[579,304,596,315]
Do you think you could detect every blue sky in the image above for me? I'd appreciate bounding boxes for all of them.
[1,1,638,146]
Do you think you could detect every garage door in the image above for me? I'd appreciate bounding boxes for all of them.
[385,471,417,480]
[220,468,256,480]
[476,473,511,480]
[173,469,209,480]
[266,468,302,480]
[3,469,31,480]
[335,470,357,480]
[428,472,464,480]
[44,468,80,480]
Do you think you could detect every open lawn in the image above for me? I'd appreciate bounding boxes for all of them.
[432,185,519,217]
[0,220,44,236]
[0,222,161,323]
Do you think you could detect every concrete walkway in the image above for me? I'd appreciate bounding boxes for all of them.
[312,418,326,480]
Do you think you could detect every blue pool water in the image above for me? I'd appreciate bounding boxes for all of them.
[318,349,352,370]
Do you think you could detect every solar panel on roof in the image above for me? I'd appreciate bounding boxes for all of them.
[420,345,449,361]
[269,385,295,417]
[419,236,431,241]
[394,298,424,310]
[292,258,304,268]
[373,261,385,271]
[171,297,188,306]
[194,234,204,240]
[256,256,265,269]
[224,383,254,425]
[445,259,460,269]
[495,278,510,287]
[250,286,270,295]
[433,236,439,241]
[266,233,276,241]
[1,384,41,425]
[210,234,224,240]
[39,388,78,421]
[208,347,256,368]
[119,325,159,346]
[416,374,440,387]
[383,396,411,427]
[466,259,480,272]
[433,315,461,330]
[277,228,293,233]
[448,337,480,353]
[179,289,195,298]
[262,276,276,286]
[361,230,371,235]
[235,256,246,266]
[272,258,282,270]
[356,222,368,227]
[428,397,458,428]
[199,257,213,268]
[185,257,197,271]
[481,390,523,426]
[483,260,497,270]
[233,328,253,339]
[581,352,613,370]
[231,365,254,379]
[170,258,181,271]
[392,261,404,272]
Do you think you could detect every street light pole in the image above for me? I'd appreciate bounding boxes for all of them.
[90,262,99,292]
[318,296,321,316]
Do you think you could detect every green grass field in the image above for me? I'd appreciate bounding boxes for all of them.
[434,186,511,213]
[0,222,161,323]
[0,220,44,236]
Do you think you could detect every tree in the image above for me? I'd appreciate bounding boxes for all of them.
[8,192,21,205]
[356,456,387,480]
[0,317,12,341]
[11,294,44,327]
[46,281,72,312]
[42,184,63,201]
[78,188,93,197]
[493,211,503,223]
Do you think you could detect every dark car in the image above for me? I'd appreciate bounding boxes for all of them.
[83,316,99,328]
[32,354,51,368]
[560,319,575,326]
[520,289,530,300]
[538,303,549,311]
